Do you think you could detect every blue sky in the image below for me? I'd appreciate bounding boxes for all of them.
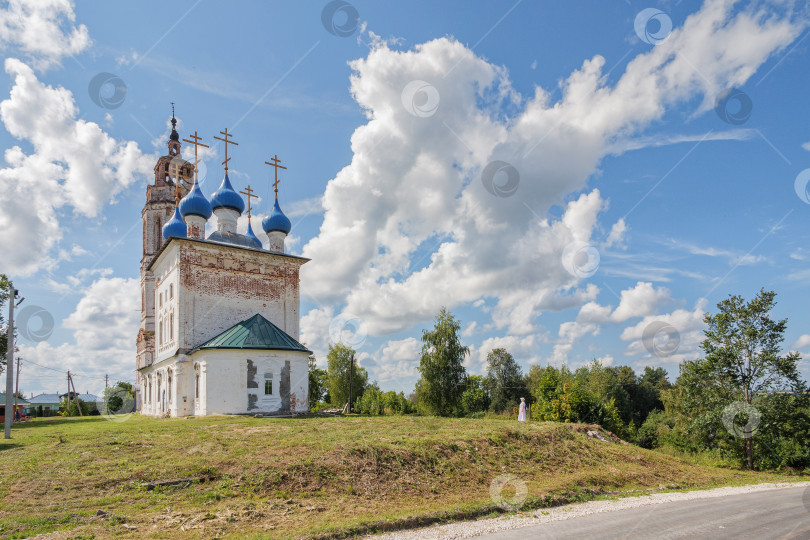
[1,0,808,398]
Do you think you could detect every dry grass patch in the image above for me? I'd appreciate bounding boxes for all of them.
[0,415,803,539]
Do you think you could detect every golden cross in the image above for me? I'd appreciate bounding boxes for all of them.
[170,160,191,183]
[264,154,287,199]
[239,185,258,221]
[181,131,209,183]
[170,162,191,206]
[213,128,238,172]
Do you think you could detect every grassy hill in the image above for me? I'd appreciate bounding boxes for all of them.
[0,415,802,539]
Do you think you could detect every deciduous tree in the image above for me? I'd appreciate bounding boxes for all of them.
[701,289,805,469]
[416,308,468,416]
[485,348,527,413]
[308,355,328,406]
[326,343,367,409]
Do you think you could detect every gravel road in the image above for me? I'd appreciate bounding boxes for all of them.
[368,481,810,540]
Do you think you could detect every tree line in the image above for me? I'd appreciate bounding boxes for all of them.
[310,290,810,470]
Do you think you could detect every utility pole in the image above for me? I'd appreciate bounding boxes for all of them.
[4,283,17,439]
[348,352,354,414]
[68,373,82,416]
[13,357,20,421]
[66,371,71,415]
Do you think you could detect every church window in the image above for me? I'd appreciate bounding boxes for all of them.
[167,369,173,404]
[264,373,273,395]
[159,292,163,308]
[169,284,173,299]
[195,365,200,399]
[169,312,174,341]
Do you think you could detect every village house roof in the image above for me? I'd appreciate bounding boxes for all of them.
[193,314,311,354]
[28,393,101,404]
[0,393,29,404]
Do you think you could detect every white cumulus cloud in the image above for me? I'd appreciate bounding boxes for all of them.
[18,276,140,394]
[0,59,153,276]
[0,0,90,70]
[792,334,810,351]
[299,0,801,352]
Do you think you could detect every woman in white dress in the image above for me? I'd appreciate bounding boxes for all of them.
[517,397,527,421]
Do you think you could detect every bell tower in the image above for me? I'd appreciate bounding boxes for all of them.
[136,107,195,403]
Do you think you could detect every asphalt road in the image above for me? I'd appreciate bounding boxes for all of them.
[475,486,810,539]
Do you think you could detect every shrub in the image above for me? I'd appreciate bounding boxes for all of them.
[356,387,385,416]
[635,409,673,449]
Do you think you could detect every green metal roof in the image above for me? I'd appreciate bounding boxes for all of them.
[195,314,311,353]
[0,393,29,404]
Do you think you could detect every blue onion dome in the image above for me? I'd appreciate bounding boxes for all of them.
[210,173,245,213]
[262,199,291,234]
[245,222,262,248]
[162,207,187,240]
[179,179,213,219]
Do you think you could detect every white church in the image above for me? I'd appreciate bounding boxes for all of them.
[135,113,310,417]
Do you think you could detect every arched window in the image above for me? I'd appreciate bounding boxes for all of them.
[169,312,174,341]
[157,372,163,412]
[195,364,200,399]
[167,369,173,404]
[169,283,174,299]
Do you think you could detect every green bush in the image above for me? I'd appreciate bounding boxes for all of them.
[635,409,673,449]
[356,387,384,416]
[460,375,489,417]
[59,398,92,417]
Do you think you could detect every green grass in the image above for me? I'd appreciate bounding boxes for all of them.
[0,415,803,539]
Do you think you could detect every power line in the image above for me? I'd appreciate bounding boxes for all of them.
[20,359,117,383]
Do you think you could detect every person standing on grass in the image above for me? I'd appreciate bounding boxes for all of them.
[517,397,527,421]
